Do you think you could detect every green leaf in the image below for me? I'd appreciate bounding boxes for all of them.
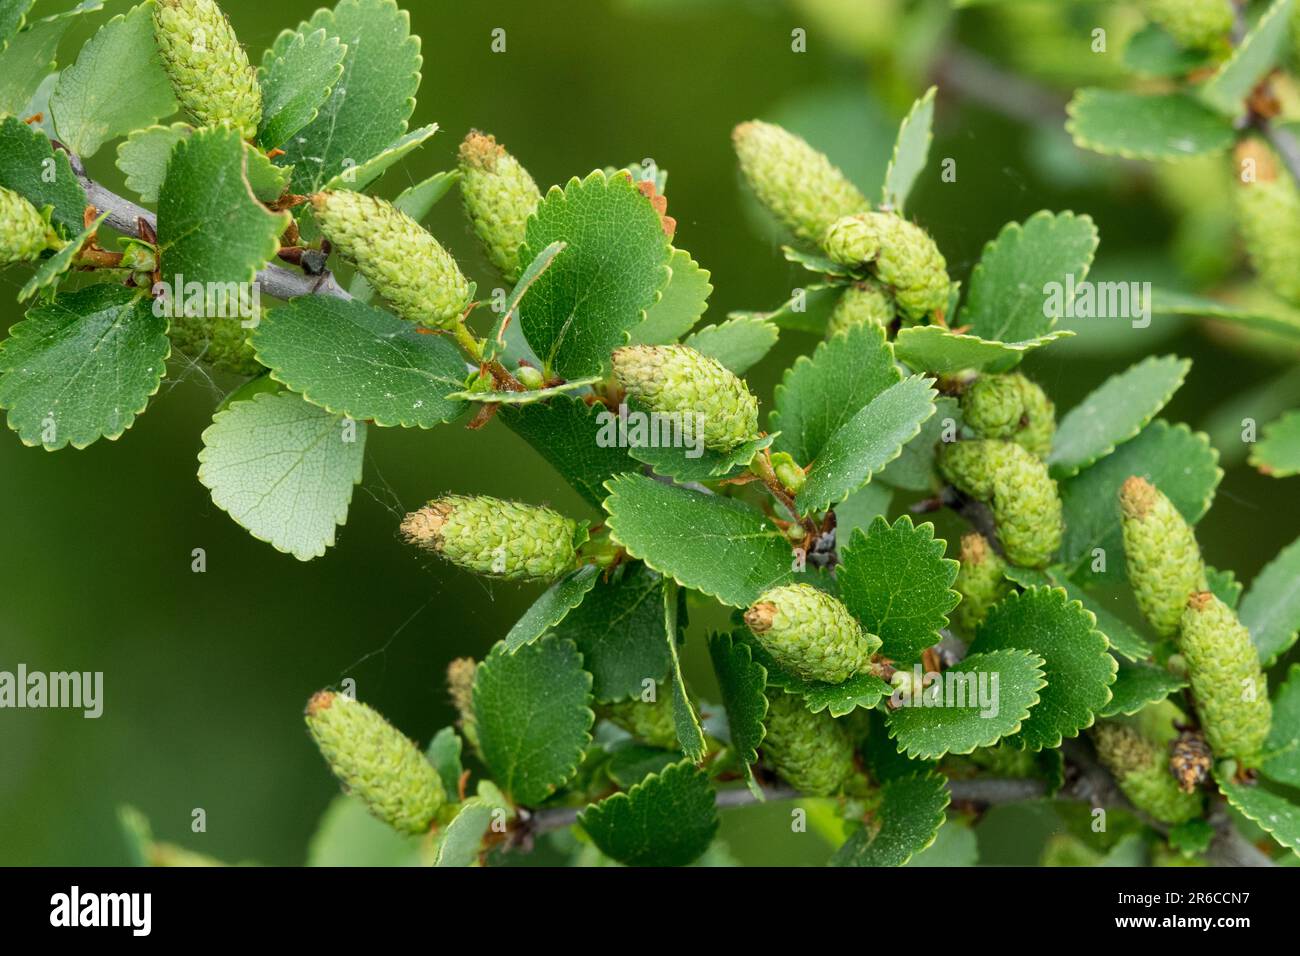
[629,247,711,344]
[708,631,769,794]
[0,285,168,449]
[1151,288,1300,344]
[964,211,1099,343]
[1207,565,1243,609]
[1251,410,1300,477]
[603,473,792,608]
[500,395,639,509]
[552,562,673,703]
[518,171,671,379]
[881,85,935,214]
[782,245,854,277]
[1098,660,1188,718]
[606,744,681,789]
[278,0,421,194]
[1066,89,1236,161]
[1048,355,1190,478]
[322,123,438,192]
[738,632,891,717]
[243,144,292,203]
[733,283,843,335]
[1200,0,1295,117]
[837,516,959,664]
[876,396,958,491]
[483,241,566,361]
[772,321,900,465]
[905,820,978,867]
[578,759,718,867]
[432,799,493,867]
[348,171,460,303]
[662,579,706,762]
[1059,420,1221,582]
[502,564,601,652]
[18,211,106,301]
[894,325,1073,375]
[886,649,1047,759]
[472,636,594,806]
[197,391,366,561]
[831,771,949,867]
[115,123,190,202]
[1216,770,1300,858]
[49,1,177,159]
[969,586,1116,750]
[1049,570,1153,662]
[306,795,422,866]
[1262,664,1300,788]
[0,2,102,117]
[626,427,773,483]
[0,116,86,237]
[1239,535,1300,667]
[447,377,600,405]
[1123,22,1214,77]
[424,726,463,796]
[833,481,893,542]
[156,125,290,295]
[682,315,777,375]
[257,25,347,149]
[795,375,938,515]
[251,296,469,428]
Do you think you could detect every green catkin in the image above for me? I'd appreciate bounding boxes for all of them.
[612,345,760,451]
[1233,140,1300,308]
[168,304,262,376]
[1142,0,1233,50]
[1091,721,1202,825]
[953,533,1009,633]
[152,0,261,137]
[826,280,896,337]
[939,440,1063,568]
[761,690,856,796]
[743,583,879,684]
[446,657,479,752]
[312,190,471,329]
[961,373,1056,458]
[821,212,950,321]
[305,691,445,834]
[0,186,60,265]
[732,120,871,244]
[967,742,1038,778]
[602,695,678,750]
[1119,476,1207,638]
[1179,592,1272,765]
[458,131,542,282]
[400,495,579,582]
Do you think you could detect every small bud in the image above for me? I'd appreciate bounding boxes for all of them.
[401,495,579,582]
[744,583,879,683]
[732,120,870,244]
[1142,0,1233,50]
[1119,476,1207,637]
[458,131,542,282]
[601,695,677,750]
[0,186,60,264]
[952,533,1009,633]
[612,345,759,452]
[826,280,895,337]
[119,239,158,274]
[312,190,471,328]
[446,657,480,752]
[1233,140,1300,308]
[1179,592,1272,765]
[304,691,445,834]
[822,212,950,321]
[961,373,1056,458]
[770,451,806,494]
[761,690,856,796]
[940,440,1063,568]
[153,0,262,137]
[514,363,545,389]
[1091,721,1202,824]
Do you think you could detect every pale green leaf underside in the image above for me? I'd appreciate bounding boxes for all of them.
[197,391,366,561]
[306,795,422,867]
[1066,89,1236,161]
[0,3,103,119]
[682,315,778,376]
[894,325,1073,375]
[662,579,706,762]
[733,284,843,335]
[446,377,601,405]
[503,564,600,652]
[630,247,712,344]
[432,799,493,867]
[1239,535,1300,667]
[1200,0,1295,117]
[116,123,191,202]
[708,631,768,790]
[483,241,566,362]
[882,85,936,214]
[323,122,437,192]
[1150,288,1300,343]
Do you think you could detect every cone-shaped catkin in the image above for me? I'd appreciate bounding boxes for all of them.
[1120,476,1207,637]
[1234,140,1300,308]
[446,657,479,752]
[826,280,895,337]
[961,373,1056,458]
[0,186,58,264]
[940,440,1063,568]
[761,690,856,796]
[401,495,578,582]
[732,121,870,244]
[1143,0,1232,50]
[152,0,261,137]
[612,345,759,451]
[1179,592,1272,765]
[953,533,1009,633]
[822,212,950,321]
[744,583,879,684]
[458,131,541,282]
[305,691,445,834]
[1091,721,1202,824]
[603,695,678,750]
[312,191,471,328]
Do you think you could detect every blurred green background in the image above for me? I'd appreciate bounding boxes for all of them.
[1,0,1296,866]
